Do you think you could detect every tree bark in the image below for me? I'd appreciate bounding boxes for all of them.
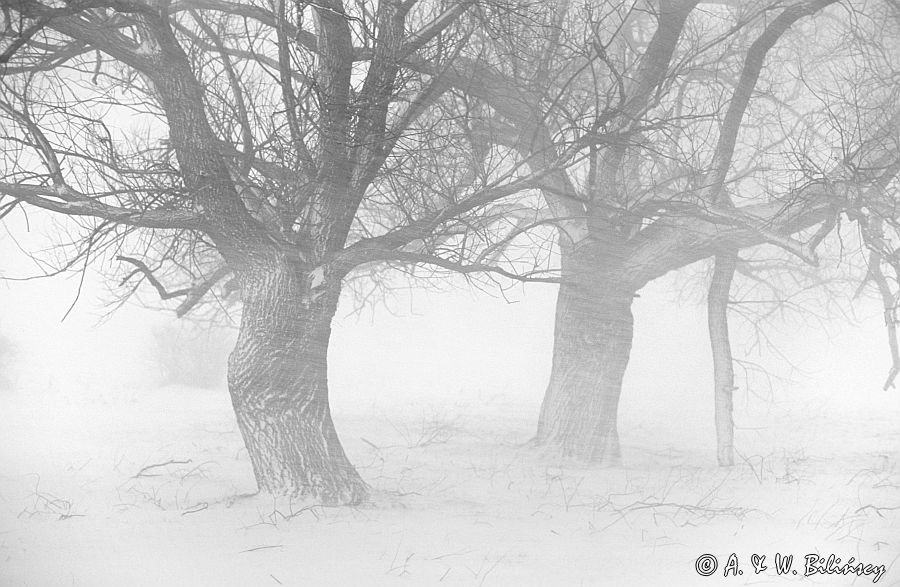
[535,242,636,464]
[708,252,737,467]
[227,258,367,505]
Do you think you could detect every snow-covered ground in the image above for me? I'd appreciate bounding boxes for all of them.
[1,271,899,585]
[1,379,898,586]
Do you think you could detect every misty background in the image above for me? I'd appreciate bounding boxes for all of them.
[3,0,900,584]
[3,213,899,586]
[2,208,895,458]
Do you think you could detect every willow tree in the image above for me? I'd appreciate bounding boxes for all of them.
[454,0,900,463]
[0,0,564,504]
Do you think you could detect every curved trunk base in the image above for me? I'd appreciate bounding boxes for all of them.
[229,263,368,506]
[233,404,368,505]
[533,421,622,465]
[535,249,635,465]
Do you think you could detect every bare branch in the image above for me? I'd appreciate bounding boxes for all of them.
[117,255,192,300]
[116,255,231,317]
[367,251,562,285]
[0,183,202,229]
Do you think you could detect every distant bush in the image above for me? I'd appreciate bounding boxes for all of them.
[150,321,235,389]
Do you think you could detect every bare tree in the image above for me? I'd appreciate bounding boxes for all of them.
[0,0,567,504]
[452,0,900,463]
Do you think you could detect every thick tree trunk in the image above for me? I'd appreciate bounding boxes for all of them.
[708,252,737,466]
[227,260,368,505]
[535,243,636,464]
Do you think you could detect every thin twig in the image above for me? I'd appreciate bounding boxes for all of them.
[133,459,192,478]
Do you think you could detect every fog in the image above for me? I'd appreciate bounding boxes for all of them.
[3,1,900,579]
[3,221,900,585]
[2,224,892,432]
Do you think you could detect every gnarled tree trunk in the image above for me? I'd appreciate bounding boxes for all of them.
[228,258,367,505]
[535,242,636,464]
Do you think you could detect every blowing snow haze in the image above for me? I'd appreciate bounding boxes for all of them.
[2,1,900,585]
